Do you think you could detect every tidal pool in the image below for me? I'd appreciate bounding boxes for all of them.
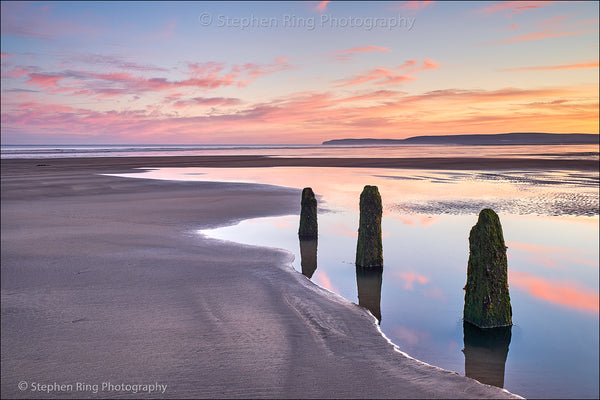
[111,166,599,399]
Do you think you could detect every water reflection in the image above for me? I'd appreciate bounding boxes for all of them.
[173,164,597,399]
[299,239,318,279]
[462,321,512,388]
[356,266,384,324]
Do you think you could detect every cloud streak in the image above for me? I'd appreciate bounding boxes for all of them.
[327,46,391,62]
[478,1,552,15]
[9,57,292,98]
[489,29,596,44]
[333,58,440,87]
[503,60,599,71]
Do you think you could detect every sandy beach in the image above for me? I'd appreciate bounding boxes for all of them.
[1,157,525,399]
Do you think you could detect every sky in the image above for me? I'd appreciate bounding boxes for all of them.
[1,1,598,145]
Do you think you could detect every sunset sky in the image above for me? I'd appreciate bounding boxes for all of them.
[1,1,598,144]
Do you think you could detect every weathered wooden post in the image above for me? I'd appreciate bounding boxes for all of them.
[298,187,318,239]
[355,185,383,268]
[463,208,512,328]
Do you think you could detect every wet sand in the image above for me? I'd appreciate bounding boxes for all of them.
[1,157,522,399]
[2,154,598,177]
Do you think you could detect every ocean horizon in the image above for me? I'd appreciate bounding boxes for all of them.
[2,143,599,160]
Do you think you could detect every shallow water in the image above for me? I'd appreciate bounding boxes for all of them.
[110,166,599,399]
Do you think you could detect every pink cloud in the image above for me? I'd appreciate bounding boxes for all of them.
[510,271,599,313]
[503,60,599,72]
[2,67,30,78]
[67,53,169,72]
[25,73,64,88]
[328,46,391,61]
[502,23,519,30]
[14,57,292,98]
[315,1,330,12]
[333,59,438,88]
[397,1,433,13]
[478,1,552,15]
[421,58,440,71]
[536,14,571,28]
[393,271,429,290]
[333,68,399,87]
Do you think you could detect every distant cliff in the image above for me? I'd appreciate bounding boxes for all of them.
[322,133,599,146]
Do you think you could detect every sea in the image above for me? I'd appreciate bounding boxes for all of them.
[1,143,599,160]
[3,143,599,398]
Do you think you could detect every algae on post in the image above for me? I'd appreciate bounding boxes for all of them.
[356,185,383,268]
[298,187,318,239]
[463,208,512,328]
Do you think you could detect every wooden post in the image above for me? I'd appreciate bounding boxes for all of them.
[298,187,318,239]
[463,208,512,328]
[355,185,383,268]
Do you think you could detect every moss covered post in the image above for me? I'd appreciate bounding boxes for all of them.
[298,187,318,239]
[355,185,383,268]
[463,208,512,328]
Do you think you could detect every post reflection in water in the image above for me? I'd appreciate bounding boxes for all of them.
[356,266,383,324]
[462,321,512,389]
[299,239,318,279]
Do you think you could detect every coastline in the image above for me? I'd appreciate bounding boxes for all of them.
[1,157,522,399]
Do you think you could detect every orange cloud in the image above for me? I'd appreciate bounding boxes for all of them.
[510,271,599,313]
[315,1,329,12]
[503,60,599,71]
